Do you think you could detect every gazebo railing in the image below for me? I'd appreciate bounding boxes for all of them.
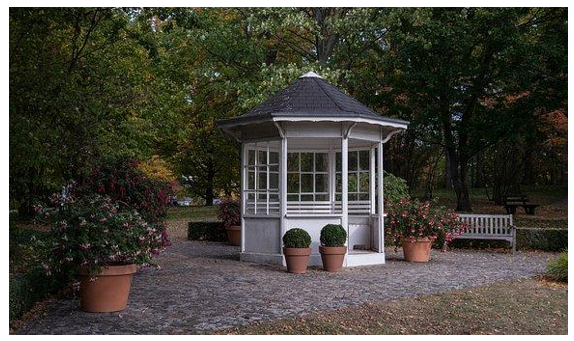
[284,200,372,215]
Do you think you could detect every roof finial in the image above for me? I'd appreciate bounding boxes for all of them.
[299,71,323,79]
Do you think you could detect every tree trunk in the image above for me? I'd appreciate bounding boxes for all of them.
[444,149,452,189]
[204,167,215,206]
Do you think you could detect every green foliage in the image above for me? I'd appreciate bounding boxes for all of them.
[516,228,568,252]
[10,269,69,322]
[546,251,567,283]
[283,228,312,248]
[320,224,347,247]
[187,221,227,242]
[384,171,409,205]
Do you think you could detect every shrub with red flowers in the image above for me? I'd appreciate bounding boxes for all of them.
[386,197,467,248]
[35,193,170,277]
[217,199,240,228]
[74,159,172,223]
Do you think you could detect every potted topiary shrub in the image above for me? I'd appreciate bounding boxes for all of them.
[282,228,312,274]
[218,199,241,246]
[319,224,347,272]
[387,198,465,262]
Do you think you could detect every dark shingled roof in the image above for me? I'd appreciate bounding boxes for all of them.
[218,72,408,128]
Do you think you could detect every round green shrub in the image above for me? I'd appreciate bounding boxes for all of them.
[320,224,347,247]
[283,228,311,248]
[546,250,567,283]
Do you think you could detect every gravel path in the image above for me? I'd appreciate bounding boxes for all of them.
[18,241,555,334]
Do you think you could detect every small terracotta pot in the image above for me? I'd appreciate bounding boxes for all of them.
[78,264,137,313]
[283,247,311,274]
[319,246,347,272]
[226,225,241,246]
[402,237,432,262]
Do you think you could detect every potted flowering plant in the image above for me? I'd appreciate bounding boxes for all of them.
[282,228,312,274]
[36,193,170,313]
[386,198,465,262]
[319,224,347,272]
[218,199,241,246]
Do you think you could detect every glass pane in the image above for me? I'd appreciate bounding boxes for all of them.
[315,194,328,201]
[269,151,279,164]
[258,192,267,201]
[336,152,341,172]
[269,173,278,189]
[287,173,299,193]
[248,171,255,190]
[348,173,358,192]
[301,194,313,201]
[359,150,369,171]
[269,193,279,202]
[258,150,267,165]
[287,153,299,171]
[301,153,313,172]
[349,193,359,201]
[335,173,342,192]
[287,194,298,201]
[248,150,255,165]
[359,193,369,201]
[269,165,278,172]
[258,170,267,190]
[315,174,328,193]
[248,192,255,201]
[315,153,328,172]
[359,172,370,192]
[349,151,358,171]
[335,194,342,201]
[301,174,313,193]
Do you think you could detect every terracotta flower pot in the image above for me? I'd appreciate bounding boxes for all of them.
[226,225,241,246]
[319,246,347,272]
[78,264,137,313]
[402,237,432,263]
[283,247,311,274]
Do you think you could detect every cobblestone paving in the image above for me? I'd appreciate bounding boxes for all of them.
[18,241,555,334]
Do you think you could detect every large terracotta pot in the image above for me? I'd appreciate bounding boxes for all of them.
[319,246,347,272]
[226,225,241,246]
[283,247,311,274]
[78,264,137,313]
[402,237,432,263]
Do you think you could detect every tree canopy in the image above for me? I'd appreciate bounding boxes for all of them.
[10,7,567,211]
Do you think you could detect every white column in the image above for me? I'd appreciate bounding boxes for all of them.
[280,137,288,247]
[369,146,376,215]
[377,141,384,252]
[341,131,349,246]
[240,143,247,253]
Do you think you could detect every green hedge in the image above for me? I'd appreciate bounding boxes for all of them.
[516,228,568,252]
[10,269,67,322]
[187,221,227,241]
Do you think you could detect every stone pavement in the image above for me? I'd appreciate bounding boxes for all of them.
[18,241,555,334]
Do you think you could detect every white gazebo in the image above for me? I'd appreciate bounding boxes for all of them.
[217,72,408,267]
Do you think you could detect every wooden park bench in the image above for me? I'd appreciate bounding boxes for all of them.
[454,214,516,252]
[502,194,540,215]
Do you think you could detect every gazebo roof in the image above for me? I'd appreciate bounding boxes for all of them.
[217,72,408,141]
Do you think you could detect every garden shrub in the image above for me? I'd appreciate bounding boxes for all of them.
[384,171,409,205]
[9,268,69,322]
[546,250,567,283]
[516,228,568,251]
[283,228,311,248]
[75,158,172,222]
[320,224,347,247]
[217,199,240,228]
[188,221,227,242]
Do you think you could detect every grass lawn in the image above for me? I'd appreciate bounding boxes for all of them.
[219,278,568,335]
[165,206,219,241]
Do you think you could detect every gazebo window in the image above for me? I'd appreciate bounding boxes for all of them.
[286,152,330,214]
[245,141,279,215]
[336,150,371,214]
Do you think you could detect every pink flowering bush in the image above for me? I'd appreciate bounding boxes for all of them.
[35,193,170,277]
[217,199,240,228]
[386,197,467,248]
